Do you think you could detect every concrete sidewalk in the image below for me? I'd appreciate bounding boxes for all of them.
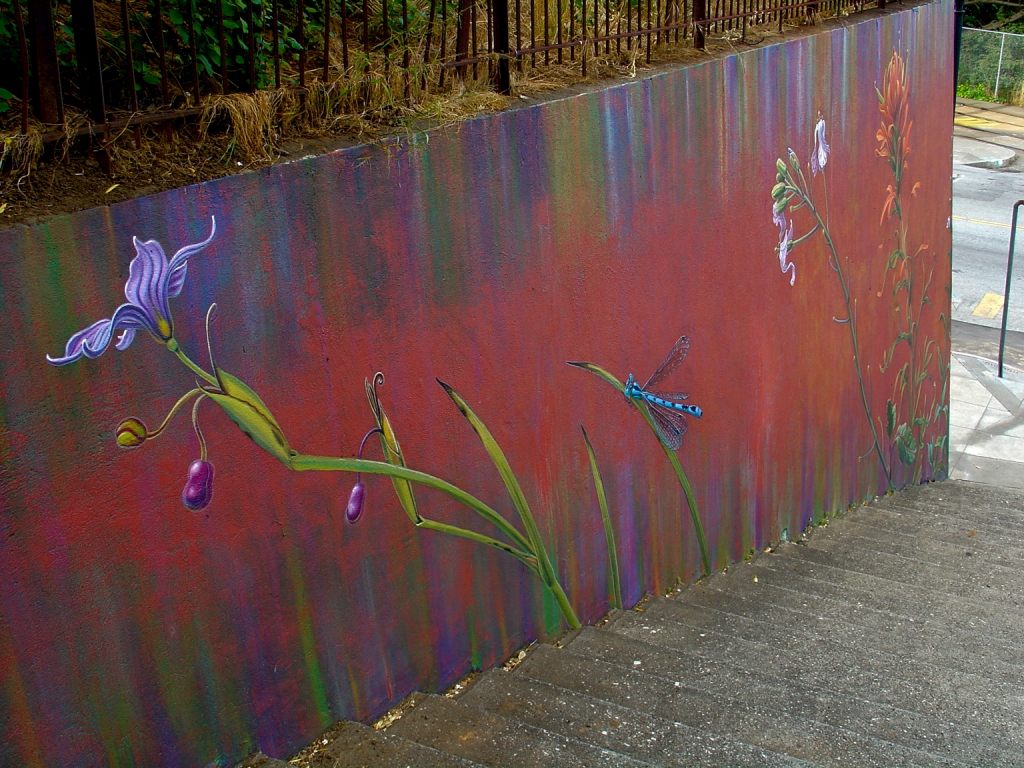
[949,351,1024,488]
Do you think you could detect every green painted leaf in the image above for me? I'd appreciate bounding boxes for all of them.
[565,361,625,393]
[207,369,293,466]
[582,425,621,610]
[886,399,895,438]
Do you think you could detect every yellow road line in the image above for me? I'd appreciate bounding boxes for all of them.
[952,214,1024,230]
[955,116,1006,128]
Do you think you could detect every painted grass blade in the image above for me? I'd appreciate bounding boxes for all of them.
[568,359,710,577]
[581,425,621,610]
[366,375,420,524]
[436,379,581,629]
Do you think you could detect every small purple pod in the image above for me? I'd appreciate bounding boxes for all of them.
[182,459,215,511]
[346,482,365,523]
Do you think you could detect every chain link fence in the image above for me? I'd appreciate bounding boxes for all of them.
[958,27,1024,103]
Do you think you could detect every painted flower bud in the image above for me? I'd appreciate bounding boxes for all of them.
[346,482,366,523]
[115,417,148,448]
[182,459,215,511]
[776,159,787,176]
[771,182,787,201]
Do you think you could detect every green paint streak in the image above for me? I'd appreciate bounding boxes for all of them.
[285,549,331,724]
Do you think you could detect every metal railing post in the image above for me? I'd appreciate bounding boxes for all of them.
[493,0,511,93]
[998,200,1024,378]
[995,31,1006,99]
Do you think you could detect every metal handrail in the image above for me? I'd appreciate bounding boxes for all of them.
[998,199,1024,378]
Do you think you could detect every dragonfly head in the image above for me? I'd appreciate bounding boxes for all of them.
[623,374,637,401]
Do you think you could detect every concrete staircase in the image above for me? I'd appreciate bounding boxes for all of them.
[247,480,1024,767]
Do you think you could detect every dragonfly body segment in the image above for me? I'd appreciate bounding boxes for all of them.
[623,336,703,451]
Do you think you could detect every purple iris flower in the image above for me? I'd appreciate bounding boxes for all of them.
[47,217,217,365]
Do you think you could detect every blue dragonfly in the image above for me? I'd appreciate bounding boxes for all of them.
[623,336,703,451]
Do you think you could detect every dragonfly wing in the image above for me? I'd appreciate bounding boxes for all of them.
[643,336,690,390]
[646,390,690,402]
[646,400,687,451]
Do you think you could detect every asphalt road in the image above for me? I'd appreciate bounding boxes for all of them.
[952,162,1024,334]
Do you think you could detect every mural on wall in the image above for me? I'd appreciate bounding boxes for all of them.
[770,49,949,489]
[1,3,951,767]
[46,215,714,631]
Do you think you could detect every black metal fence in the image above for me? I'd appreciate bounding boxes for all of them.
[1,0,878,167]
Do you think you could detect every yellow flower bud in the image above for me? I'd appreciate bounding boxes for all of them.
[116,417,148,448]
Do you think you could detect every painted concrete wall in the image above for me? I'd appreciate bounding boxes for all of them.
[0,3,951,765]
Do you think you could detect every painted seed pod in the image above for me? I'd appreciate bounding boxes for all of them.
[346,482,366,523]
[182,459,215,511]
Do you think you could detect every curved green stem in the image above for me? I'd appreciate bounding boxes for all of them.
[415,518,539,573]
[637,403,711,577]
[796,192,893,490]
[291,454,533,554]
[168,340,219,387]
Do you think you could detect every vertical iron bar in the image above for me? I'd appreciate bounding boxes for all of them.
[27,0,63,123]
[247,0,257,90]
[693,0,703,47]
[273,0,281,86]
[656,0,661,45]
[119,0,142,147]
[494,0,511,91]
[324,0,331,81]
[384,0,392,69]
[999,201,1024,377]
[472,0,478,77]
[13,0,30,134]
[217,0,228,92]
[70,0,109,170]
[593,0,598,55]
[486,0,492,77]
[581,0,587,75]
[532,0,537,66]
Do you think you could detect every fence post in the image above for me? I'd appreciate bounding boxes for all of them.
[69,0,111,172]
[693,0,705,49]
[493,0,511,93]
[995,31,1006,99]
[26,0,64,124]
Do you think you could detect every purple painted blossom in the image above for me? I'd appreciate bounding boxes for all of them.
[47,217,217,365]
[811,118,830,176]
[346,481,366,522]
[182,459,215,511]
[777,216,795,286]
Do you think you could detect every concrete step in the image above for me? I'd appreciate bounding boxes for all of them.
[676,568,1024,685]
[459,666,813,767]
[843,502,1024,552]
[299,719,486,767]
[387,691,653,767]
[518,637,968,768]
[833,514,1024,570]
[607,603,1024,766]
[770,538,1024,608]
[700,559,1024,672]
[800,527,1024,598]
[757,546,1024,637]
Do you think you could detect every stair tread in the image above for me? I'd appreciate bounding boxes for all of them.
[514,641,971,768]
[459,667,814,767]
[387,691,654,767]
